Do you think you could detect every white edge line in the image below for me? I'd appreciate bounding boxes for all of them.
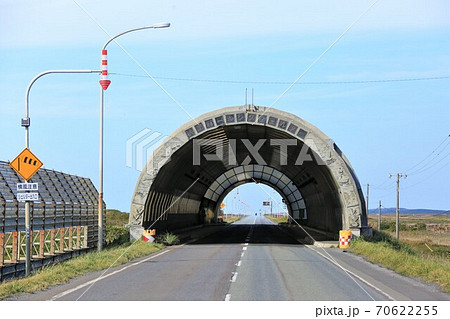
[305,245,395,301]
[49,250,171,301]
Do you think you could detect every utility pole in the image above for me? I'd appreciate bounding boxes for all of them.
[270,200,273,217]
[378,200,382,232]
[366,184,370,214]
[389,173,407,240]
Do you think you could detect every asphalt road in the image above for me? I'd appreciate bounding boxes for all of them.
[13,215,450,301]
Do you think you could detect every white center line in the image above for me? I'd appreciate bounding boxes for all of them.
[230,272,238,282]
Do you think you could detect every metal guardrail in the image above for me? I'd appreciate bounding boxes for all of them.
[0,161,104,281]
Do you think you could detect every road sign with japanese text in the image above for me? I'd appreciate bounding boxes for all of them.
[17,183,38,191]
[16,192,39,202]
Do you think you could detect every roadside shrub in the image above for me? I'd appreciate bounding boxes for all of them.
[105,226,129,247]
[380,221,395,231]
[380,221,407,232]
[415,223,427,231]
[157,232,180,246]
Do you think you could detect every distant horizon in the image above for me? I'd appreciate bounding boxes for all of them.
[106,206,449,215]
[368,207,449,215]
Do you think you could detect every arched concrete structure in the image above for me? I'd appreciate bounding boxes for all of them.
[129,106,370,239]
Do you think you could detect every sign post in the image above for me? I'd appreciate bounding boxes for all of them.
[263,201,272,216]
[9,148,43,276]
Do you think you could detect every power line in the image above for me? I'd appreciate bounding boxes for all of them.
[403,159,450,190]
[371,179,396,190]
[406,135,450,175]
[109,73,450,86]
[409,149,450,176]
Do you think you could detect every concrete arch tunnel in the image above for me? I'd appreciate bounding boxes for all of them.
[129,106,370,239]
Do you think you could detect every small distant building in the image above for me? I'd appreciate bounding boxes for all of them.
[0,161,104,281]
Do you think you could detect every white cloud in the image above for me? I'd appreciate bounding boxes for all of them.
[1,0,448,49]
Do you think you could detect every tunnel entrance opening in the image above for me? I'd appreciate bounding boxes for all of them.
[130,106,370,240]
[219,183,288,223]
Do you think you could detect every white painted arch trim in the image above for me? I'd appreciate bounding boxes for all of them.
[206,164,307,219]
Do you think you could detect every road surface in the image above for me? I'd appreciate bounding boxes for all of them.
[12,215,450,301]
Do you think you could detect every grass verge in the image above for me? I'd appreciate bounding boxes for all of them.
[264,214,289,224]
[350,231,450,293]
[0,240,164,300]
[222,214,244,224]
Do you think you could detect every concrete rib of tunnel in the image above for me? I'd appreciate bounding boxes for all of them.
[129,106,369,239]
[205,165,307,220]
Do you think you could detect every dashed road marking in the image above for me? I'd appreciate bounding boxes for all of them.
[225,293,231,301]
[231,272,238,282]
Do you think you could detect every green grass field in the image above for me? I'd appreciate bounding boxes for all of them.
[352,214,450,293]
[367,214,450,256]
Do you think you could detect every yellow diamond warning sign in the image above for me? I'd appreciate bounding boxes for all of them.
[9,148,43,181]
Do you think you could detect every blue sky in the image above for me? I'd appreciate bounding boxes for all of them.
[0,0,449,213]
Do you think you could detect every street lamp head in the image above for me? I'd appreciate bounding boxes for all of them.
[151,22,171,29]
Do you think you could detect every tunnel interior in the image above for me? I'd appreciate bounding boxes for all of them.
[220,183,286,216]
[141,124,342,234]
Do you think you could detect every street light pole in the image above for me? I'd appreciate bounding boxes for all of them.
[22,69,101,276]
[97,22,170,251]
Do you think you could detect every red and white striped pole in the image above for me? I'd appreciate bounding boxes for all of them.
[99,50,111,90]
[97,23,170,251]
[98,49,110,251]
